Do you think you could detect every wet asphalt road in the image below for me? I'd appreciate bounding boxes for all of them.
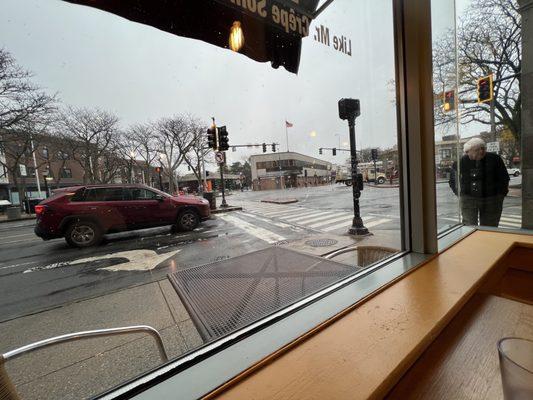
[0,218,272,322]
[0,181,522,322]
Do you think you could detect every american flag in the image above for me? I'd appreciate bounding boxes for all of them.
[285,121,293,128]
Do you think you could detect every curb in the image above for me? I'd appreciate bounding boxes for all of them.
[211,206,243,214]
[0,216,36,224]
[261,199,299,204]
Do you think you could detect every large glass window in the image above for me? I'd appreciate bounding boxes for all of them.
[0,0,404,398]
[433,0,525,233]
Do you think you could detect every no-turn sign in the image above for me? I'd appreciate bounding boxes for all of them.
[215,151,225,165]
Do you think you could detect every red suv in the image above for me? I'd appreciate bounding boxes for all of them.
[34,184,211,247]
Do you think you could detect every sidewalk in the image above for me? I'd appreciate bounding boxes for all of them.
[0,280,202,400]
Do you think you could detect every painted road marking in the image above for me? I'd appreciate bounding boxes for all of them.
[218,214,286,244]
[308,214,369,229]
[308,213,353,228]
[237,212,304,232]
[23,249,181,273]
[283,211,331,222]
[317,215,367,231]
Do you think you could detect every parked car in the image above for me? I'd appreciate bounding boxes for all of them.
[34,184,211,247]
[507,168,521,177]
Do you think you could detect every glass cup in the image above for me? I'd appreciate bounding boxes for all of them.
[498,337,533,400]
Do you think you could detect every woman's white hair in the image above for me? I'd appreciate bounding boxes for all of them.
[463,137,486,152]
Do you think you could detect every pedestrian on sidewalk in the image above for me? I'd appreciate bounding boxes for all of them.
[449,138,509,227]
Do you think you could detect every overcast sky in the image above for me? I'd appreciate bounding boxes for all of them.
[1,0,471,166]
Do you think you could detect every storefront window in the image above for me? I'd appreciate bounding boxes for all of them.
[433,0,526,232]
[0,0,403,398]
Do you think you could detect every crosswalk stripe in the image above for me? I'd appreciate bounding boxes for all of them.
[289,212,339,225]
[218,214,286,244]
[365,218,392,228]
[237,212,303,231]
[499,222,522,228]
[284,211,332,222]
[500,216,521,222]
[321,216,388,232]
[261,208,304,217]
[320,216,360,231]
[307,213,359,228]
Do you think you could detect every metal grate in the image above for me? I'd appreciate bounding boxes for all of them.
[168,247,355,342]
[304,238,338,247]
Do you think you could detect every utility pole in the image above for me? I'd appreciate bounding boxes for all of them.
[339,98,369,236]
[30,138,42,198]
[490,98,497,143]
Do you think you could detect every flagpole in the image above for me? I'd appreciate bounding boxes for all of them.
[285,119,289,152]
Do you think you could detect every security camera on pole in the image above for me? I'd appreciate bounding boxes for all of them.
[338,98,369,236]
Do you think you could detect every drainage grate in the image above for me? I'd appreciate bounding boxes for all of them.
[304,238,338,248]
[168,247,353,342]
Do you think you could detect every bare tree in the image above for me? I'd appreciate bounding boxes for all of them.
[125,123,159,185]
[59,106,121,183]
[0,48,56,131]
[154,115,197,193]
[182,117,212,191]
[433,0,521,144]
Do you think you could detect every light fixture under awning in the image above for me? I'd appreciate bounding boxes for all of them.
[62,0,324,74]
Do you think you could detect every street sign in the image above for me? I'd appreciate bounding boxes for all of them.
[19,164,27,177]
[487,141,500,153]
[215,151,225,165]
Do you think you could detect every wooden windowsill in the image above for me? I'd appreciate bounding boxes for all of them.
[206,230,533,400]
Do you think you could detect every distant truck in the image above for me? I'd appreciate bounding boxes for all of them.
[335,168,353,186]
[363,170,387,184]
[335,167,386,185]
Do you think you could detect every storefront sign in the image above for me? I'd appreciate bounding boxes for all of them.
[218,0,319,37]
[487,141,500,153]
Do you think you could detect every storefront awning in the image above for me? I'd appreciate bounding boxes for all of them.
[63,0,321,74]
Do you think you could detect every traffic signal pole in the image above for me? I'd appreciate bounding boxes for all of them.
[347,117,369,236]
[219,162,228,208]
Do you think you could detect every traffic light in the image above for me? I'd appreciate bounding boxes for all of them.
[218,126,229,151]
[319,148,323,155]
[332,148,337,156]
[443,90,455,112]
[262,143,267,153]
[206,171,210,177]
[207,126,217,150]
[272,144,276,152]
[371,148,378,161]
[477,75,493,104]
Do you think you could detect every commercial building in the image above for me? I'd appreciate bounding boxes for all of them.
[249,152,333,191]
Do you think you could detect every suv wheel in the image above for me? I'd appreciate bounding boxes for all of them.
[177,209,199,231]
[65,221,103,248]
[377,177,386,184]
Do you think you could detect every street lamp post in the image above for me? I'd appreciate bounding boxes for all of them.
[338,98,369,236]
